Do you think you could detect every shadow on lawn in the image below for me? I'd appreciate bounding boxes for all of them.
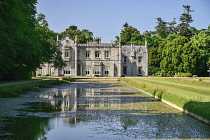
[183,101,210,121]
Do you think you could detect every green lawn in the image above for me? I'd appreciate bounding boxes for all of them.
[120,77,210,120]
[32,76,55,79]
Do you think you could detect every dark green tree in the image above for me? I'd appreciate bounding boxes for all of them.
[0,0,65,80]
[188,31,210,76]
[168,18,177,34]
[176,5,195,37]
[0,0,42,80]
[155,17,169,38]
[181,41,199,74]
[68,25,78,31]
[160,36,189,76]
[35,13,66,69]
[60,25,93,43]
[206,25,210,35]
[115,22,144,45]
[123,22,130,28]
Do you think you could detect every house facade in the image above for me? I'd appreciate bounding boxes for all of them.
[36,34,148,77]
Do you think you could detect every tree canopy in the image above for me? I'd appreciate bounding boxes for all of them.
[59,26,93,43]
[115,23,144,45]
[115,5,210,76]
[0,0,65,80]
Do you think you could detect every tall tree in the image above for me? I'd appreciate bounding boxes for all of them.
[0,0,41,80]
[0,0,65,80]
[155,17,169,38]
[176,5,195,37]
[206,25,210,35]
[188,31,210,76]
[115,22,144,45]
[160,36,189,76]
[35,13,66,69]
[60,26,93,43]
[123,22,129,28]
[168,18,177,34]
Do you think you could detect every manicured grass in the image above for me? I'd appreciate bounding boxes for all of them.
[120,77,210,120]
[32,76,55,79]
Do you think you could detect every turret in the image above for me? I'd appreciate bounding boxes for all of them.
[75,35,78,45]
[93,37,101,44]
[130,42,135,57]
[118,37,122,77]
[74,35,78,76]
[56,34,59,46]
[131,42,135,51]
[145,39,148,50]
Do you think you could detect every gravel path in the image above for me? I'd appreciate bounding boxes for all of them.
[0,78,58,87]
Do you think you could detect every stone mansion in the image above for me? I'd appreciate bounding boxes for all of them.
[36,34,148,77]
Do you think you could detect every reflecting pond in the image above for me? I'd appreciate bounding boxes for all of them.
[0,79,210,140]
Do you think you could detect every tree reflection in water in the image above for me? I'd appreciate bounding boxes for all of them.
[0,80,210,139]
[0,117,50,139]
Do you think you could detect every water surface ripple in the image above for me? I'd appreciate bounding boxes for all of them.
[0,79,210,140]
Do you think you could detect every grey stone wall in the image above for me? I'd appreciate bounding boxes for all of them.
[37,35,148,77]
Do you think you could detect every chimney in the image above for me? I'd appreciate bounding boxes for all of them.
[145,39,147,47]
[131,42,134,51]
[94,37,101,44]
[56,34,59,42]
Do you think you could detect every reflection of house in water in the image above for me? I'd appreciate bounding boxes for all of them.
[39,88,78,112]
[39,86,122,113]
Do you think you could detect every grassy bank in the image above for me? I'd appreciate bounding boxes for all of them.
[0,80,65,98]
[120,77,210,121]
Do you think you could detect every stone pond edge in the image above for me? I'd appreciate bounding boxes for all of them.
[121,80,210,125]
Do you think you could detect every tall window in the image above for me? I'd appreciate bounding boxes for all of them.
[95,51,100,58]
[64,67,70,75]
[123,66,127,75]
[94,66,100,75]
[138,67,142,75]
[64,49,69,58]
[86,66,90,75]
[104,66,109,75]
[138,56,142,63]
[86,51,90,58]
[123,57,127,63]
[104,51,109,58]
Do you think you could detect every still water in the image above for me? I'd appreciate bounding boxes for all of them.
[0,79,210,140]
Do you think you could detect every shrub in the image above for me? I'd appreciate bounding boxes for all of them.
[174,74,181,77]
[63,77,74,82]
[45,74,51,76]
[37,74,41,76]
[166,71,175,77]
[180,73,192,77]
[186,73,192,77]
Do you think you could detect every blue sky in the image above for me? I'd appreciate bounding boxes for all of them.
[36,0,210,42]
